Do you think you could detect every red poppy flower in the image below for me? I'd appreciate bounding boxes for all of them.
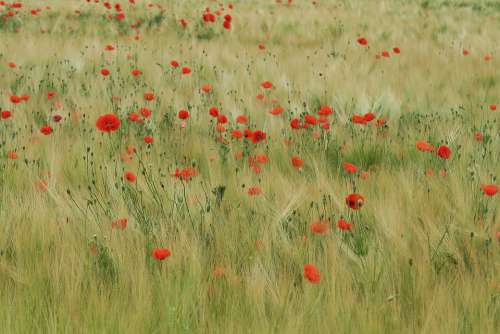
[129,112,141,122]
[244,129,253,139]
[53,114,62,122]
[124,171,136,182]
[215,125,226,134]
[47,91,56,100]
[96,114,121,132]
[481,184,498,196]
[363,112,375,122]
[342,162,358,174]
[181,66,191,74]
[474,132,483,141]
[270,106,284,115]
[40,125,53,135]
[381,50,390,58]
[291,155,304,168]
[337,218,352,231]
[236,115,248,123]
[290,118,301,129]
[1,111,12,119]
[203,12,216,23]
[111,218,128,230]
[393,47,401,54]
[217,114,228,124]
[346,193,364,210]
[171,167,198,181]
[131,69,142,76]
[258,44,265,50]
[462,49,470,56]
[178,109,190,120]
[357,37,368,45]
[152,248,171,260]
[100,68,110,76]
[209,107,219,118]
[105,44,115,51]
[115,12,125,21]
[179,18,188,27]
[144,136,153,144]
[437,145,452,159]
[10,95,21,104]
[416,140,435,152]
[304,114,317,125]
[248,186,262,196]
[261,81,273,89]
[7,151,17,159]
[303,264,320,283]
[144,92,155,101]
[316,116,327,125]
[490,104,497,111]
[352,115,367,124]
[250,130,266,144]
[202,84,212,93]
[251,165,262,174]
[310,221,328,234]
[376,118,386,127]
[170,60,179,68]
[255,155,268,164]
[223,20,231,29]
[139,107,152,118]
[318,105,333,116]
[231,130,243,138]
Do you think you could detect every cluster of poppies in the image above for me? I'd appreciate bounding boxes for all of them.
[202,4,234,29]
[416,140,452,159]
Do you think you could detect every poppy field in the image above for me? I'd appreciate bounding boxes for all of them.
[1,0,500,333]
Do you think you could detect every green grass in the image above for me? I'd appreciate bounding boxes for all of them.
[0,0,499,333]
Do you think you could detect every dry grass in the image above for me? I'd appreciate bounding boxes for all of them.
[0,0,499,333]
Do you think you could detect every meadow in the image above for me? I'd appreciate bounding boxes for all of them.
[0,0,499,333]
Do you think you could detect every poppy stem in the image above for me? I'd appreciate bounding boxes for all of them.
[182,181,196,230]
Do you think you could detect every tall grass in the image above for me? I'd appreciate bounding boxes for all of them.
[0,0,499,333]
